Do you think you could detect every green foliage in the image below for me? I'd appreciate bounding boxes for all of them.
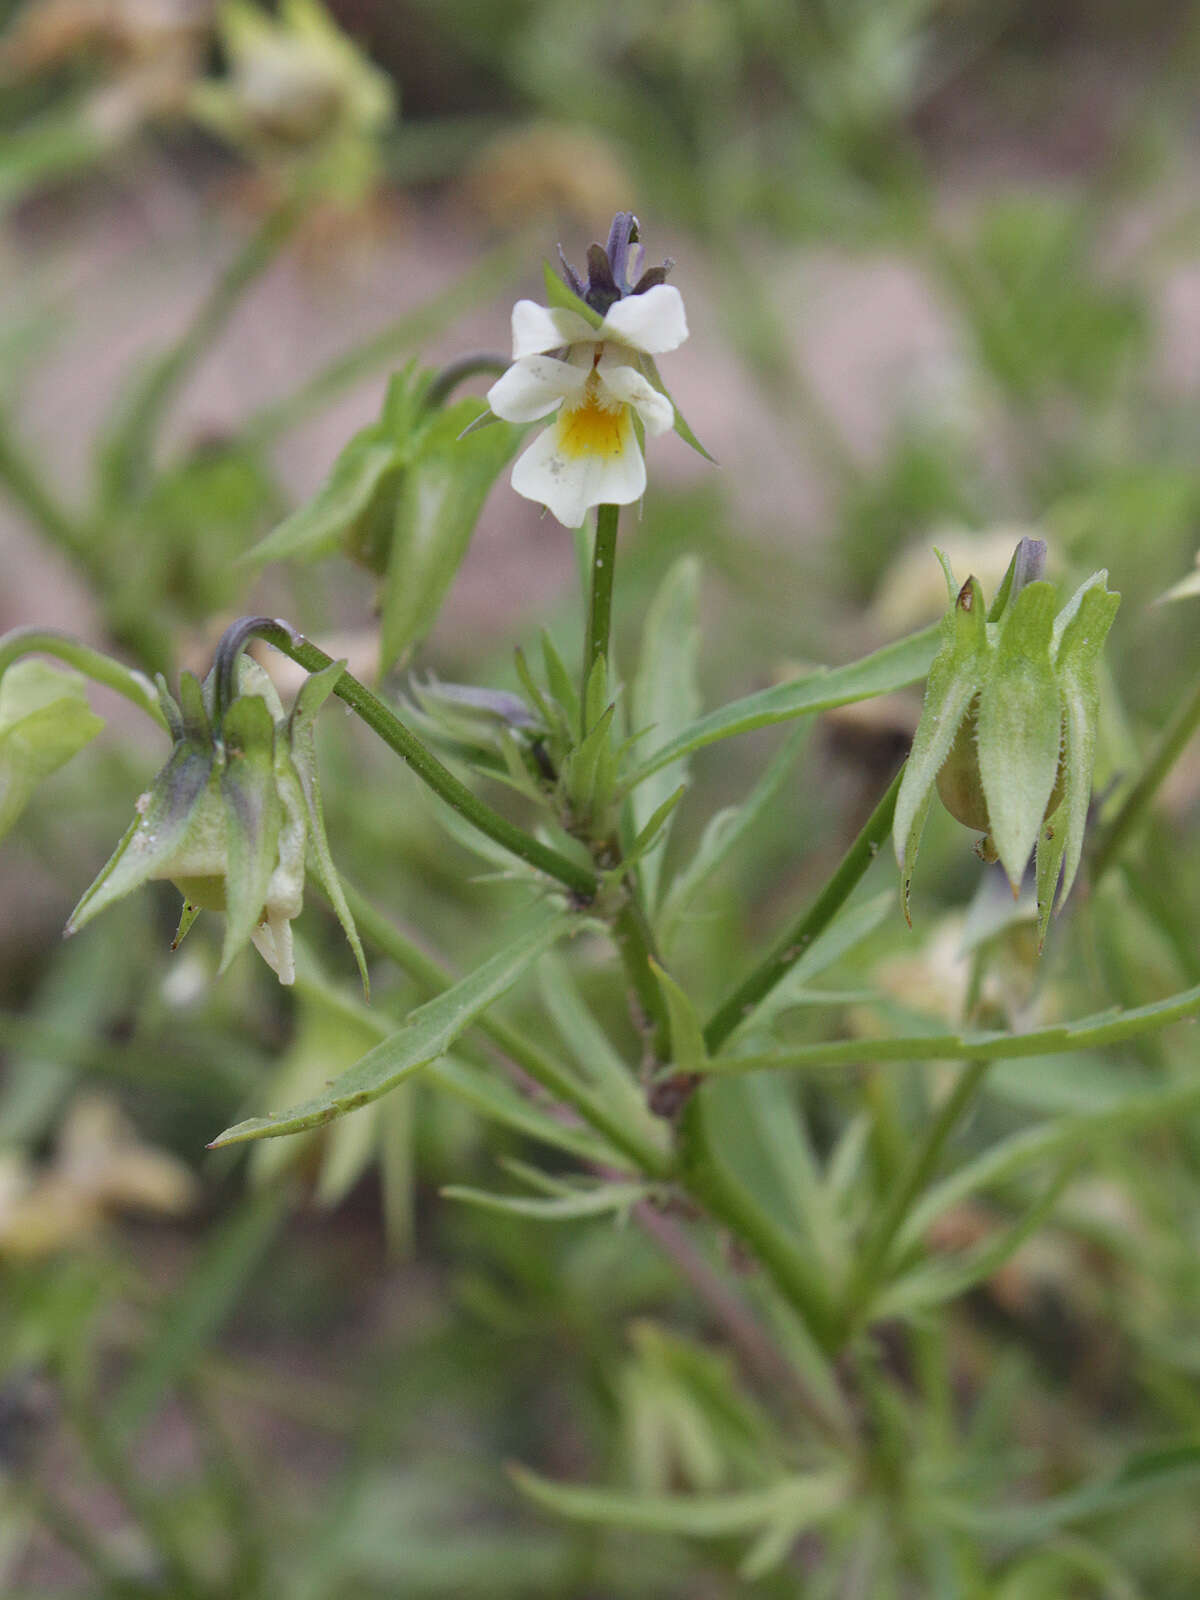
[6,8,1200,1593]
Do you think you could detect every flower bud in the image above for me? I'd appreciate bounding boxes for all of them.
[894,539,1119,942]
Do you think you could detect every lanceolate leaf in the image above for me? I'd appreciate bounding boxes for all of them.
[208,909,574,1146]
[440,1180,653,1221]
[379,399,522,671]
[631,623,940,785]
[0,660,104,841]
[246,431,401,567]
[509,1463,848,1541]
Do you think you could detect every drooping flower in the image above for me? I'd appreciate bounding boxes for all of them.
[66,651,365,989]
[486,213,690,528]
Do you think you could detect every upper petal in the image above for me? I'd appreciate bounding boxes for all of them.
[510,412,646,528]
[487,356,585,423]
[511,299,597,359]
[599,284,688,355]
[599,363,675,437]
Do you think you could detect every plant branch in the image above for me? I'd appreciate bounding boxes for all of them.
[215,617,598,899]
[704,767,902,1052]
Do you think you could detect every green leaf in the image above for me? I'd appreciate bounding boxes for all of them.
[893,580,987,911]
[208,909,574,1146]
[0,660,104,840]
[246,431,401,567]
[441,1179,654,1221]
[632,622,941,786]
[292,953,620,1166]
[541,260,605,330]
[939,1441,1200,1543]
[701,974,1200,1080]
[873,1159,1077,1318]
[650,962,708,1076]
[509,1463,847,1540]
[379,400,522,670]
[630,557,702,907]
[658,723,809,950]
[734,890,895,1038]
[896,1074,1200,1254]
[977,580,1061,890]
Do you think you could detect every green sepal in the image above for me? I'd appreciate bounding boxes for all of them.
[893,576,987,917]
[639,353,716,463]
[1035,804,1068,949]
[1045,574,1120,920]
[541,260,605,331]
[172,896,204,950]
[976,579,1061,891]
[288,661,369,995]
[0,660,104,841]
[217,693,281,975]
[540,631,580,733]
[66,737,215,935]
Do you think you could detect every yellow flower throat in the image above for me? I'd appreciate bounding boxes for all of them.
[557,367,628,459]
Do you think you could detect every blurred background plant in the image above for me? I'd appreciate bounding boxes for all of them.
[3,0,1200,1594]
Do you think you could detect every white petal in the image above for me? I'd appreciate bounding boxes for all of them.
[599,363,675,436]
[510,413,646,529]
[487,356,585,423]
[599,284,688,355]
[511,299,596,359]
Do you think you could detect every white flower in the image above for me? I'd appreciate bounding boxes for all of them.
[487,282,688,528]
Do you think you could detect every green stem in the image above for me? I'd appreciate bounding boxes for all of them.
[216,617,597,899]
[704,768,901,1052]
[841,1059,990,1334]
[582,503,620,727]
[1092,673,1200,883]
[612,892,672,1060]
[0,627,166,725]
[338,880,672,1178]
[679,1090,839,1352]
[421,352,507,412]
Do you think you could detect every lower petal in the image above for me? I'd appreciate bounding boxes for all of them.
[510,412,646,528]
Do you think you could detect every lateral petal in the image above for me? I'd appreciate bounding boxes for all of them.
[487,356,585,423]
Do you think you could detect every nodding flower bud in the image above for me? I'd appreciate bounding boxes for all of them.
[66,650,366,990]
[894,538,1119,944]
